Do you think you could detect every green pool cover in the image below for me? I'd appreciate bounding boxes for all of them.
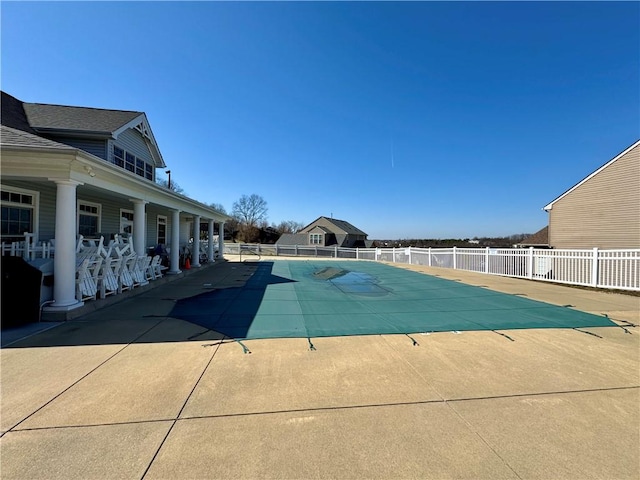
[171,260,616,340]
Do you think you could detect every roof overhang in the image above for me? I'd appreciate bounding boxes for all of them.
[0,143,230,222]
[543,139,640,211]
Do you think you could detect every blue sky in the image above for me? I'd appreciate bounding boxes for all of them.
[2,1,638,239]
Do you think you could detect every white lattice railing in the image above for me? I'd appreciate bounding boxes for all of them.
[223,243,640,292]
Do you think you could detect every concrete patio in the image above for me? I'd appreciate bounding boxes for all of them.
[1,257,638,479]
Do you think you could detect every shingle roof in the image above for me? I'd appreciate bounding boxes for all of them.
[1,125,76,151]
[518,226,549,247]
[23,102,142,134]
[275,233,309,245]
[302,216,367,236]
[1,91,36,133]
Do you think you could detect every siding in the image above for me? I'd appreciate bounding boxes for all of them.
[549,144,640,249]
[114,128,154,164]
[2,180,56,241]
[51,137,107,160]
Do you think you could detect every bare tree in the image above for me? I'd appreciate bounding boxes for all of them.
[232,194,268,227]
[276,220,304,234]
[156,177,186,195]
[208,202,227,214]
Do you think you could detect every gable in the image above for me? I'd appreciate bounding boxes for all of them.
[300,216,368,237]
[544,140,640,211]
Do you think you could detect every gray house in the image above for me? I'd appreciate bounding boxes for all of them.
[543,140,639,249]
[276,216,370,248]
[1,91,230,315]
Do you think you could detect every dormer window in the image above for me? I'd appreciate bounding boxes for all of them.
[112,146,153,181]
[310,233,323,245]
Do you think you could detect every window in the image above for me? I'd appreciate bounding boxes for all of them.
[1,187,37,241]
[120,209,134,235]
[310,233,323,245]
[157,215,167,245]
[113,146,125,168]
[78,201,101,238]
[110,145,154,181]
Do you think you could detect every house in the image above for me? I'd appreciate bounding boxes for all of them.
[514,226,549,248]
[1,91,231,315]
[543,140,640,249]
[276,216,370,248]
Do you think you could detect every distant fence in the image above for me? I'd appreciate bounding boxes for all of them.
[223,243,640,292]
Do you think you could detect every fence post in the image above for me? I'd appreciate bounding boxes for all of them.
[527,247,534,279]
[315,246,318,257]
[392,247,396,263]
[295,245,298,257]
[591,247,599,287]
[335,245,338,258]
[428,247,432,267]
[453,246,457,270]
[485,247,490,274]
[356,247,359,260]
[275,244,279,256]
[408,247,412,265]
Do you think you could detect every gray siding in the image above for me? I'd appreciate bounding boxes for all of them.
[114,128,154,164]
[53,137,107,160]
[549,144,640,249]
[2,180,56,241]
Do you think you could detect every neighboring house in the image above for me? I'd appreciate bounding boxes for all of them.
[514,226,549,248]
[277,216,370,248]
[543,140,640,249]
[1,91,231,314]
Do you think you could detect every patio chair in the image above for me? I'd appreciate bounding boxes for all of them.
[132,255,151,286]
[118,254,137,293]
[76,256,103,302]
[98,256,121,298]
[149,254,168,279]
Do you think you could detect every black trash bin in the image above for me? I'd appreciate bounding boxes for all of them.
[1,256,44,329]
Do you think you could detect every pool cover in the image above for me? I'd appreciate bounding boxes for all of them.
[170,260,617,340]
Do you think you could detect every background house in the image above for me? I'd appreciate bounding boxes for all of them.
[514,226,549,248]
[1,91,230,314]
[543,140,639,249]
[276,216,370,248]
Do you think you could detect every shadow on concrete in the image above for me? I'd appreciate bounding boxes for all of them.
[168,261,297,340]
[1,261,293,349]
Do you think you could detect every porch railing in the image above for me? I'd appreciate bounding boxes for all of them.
[224,243,640,292]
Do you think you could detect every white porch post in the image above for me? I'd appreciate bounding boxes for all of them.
[207,220,215,262]
[218,222,225,259]
[132,199,147,256]
[192,215,201,267]
[168,209,182,274]
[47,180,83,311]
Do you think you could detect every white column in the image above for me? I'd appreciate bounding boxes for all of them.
[47,180,83,311]
[192,215,201,267]
[218,222,225,259]
[207,220,214,262]
[132,199,147,256]
[168,209,181,274]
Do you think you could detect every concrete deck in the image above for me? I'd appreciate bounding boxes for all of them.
[1,257,638,479]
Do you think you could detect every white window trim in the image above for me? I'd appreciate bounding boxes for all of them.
[309,233,323,245]
[120,208,134,235]
[0,184,40,240]
[77,199,102,237]
[157,214,168,245]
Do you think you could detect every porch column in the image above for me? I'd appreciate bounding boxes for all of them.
[168,209,181,275]
[132,199,147,256]
[47,179,83,311]
[207,220,215,262]
[218,222,225,259]
[191,215,201,267]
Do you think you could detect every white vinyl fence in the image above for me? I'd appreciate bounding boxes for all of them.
[224,243,640,292]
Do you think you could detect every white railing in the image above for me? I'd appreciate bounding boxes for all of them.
[224,243,640,291]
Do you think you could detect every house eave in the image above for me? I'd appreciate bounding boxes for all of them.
[543,139,640,211]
